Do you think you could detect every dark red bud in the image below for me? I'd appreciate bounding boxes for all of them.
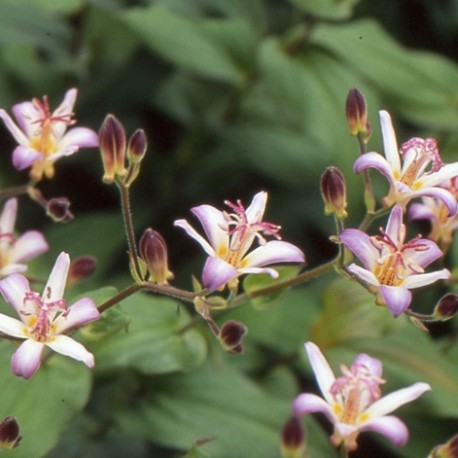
[46,197,74,223]
[320,166,347,219]
[127,129,147,163]
[218,320,247,352]
[346,87,370,139]
[99,114,127,183]
[68,256,97,285]
[429,434,458,458]
[433,294,458,321]
[0,416,21,450]
[139,228,173,284]
[281,416,306,458]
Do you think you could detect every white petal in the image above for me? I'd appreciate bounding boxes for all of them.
[0,198,17,235]
[293,393,336,425]
[11,339,45,379]
[57,127,99,150]
[245,191,268,223]
[191,204,229,254]
[404,269,450,289]
[55,298,100,333]
[43,252,70,302]
[305,342,336,404]
[174,219,216,256]
[242,240,305,268]
[46,335,94,368]
[0,314,27,339]
[359,415,408,447]
[9,231,49,263]
[0,109,29,145]
[0,274,31,315]
[379,110,401,173]
[346,264,379,287]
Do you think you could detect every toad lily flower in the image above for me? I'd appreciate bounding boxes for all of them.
[174,191,305,291]
[353,110,458,214]
[0,252,100,379]
[293,342,431,452]
[339,205,450,317]
[0,198,48,278]
[0,88,98,181]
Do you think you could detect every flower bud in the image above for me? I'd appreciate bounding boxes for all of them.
[432,294,458,321]
[127,129,147,164]
[428,434,458,458]
[281,416,306,458]
[346,87,371,141]
[46,197,74,223]
[218,320,247,353]
[139,228,173,284]
[99,114,127,183]
[0,416,21,450]
[320,166,347,219]
[68,256,97,286]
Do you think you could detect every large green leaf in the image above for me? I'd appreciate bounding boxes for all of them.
[290,0,360,20]
[0,342,92,458]
[90,293,207,375]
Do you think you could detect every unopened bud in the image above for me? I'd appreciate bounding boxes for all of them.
[433,294,458,321]
[139,228,173,284]
[281,416,306,458]
[0,416,21,450]
[99,114,127,183]
[46,197,74,223]
[320,166,347,219]
[218,320,247,353]
[428,434,458,458]
[68,256,97,286]
[346,87,371,141]
[127,129,147,164]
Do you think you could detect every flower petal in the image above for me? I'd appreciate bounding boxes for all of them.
[55,298,100,333]
[11,100,40,137]
[202,256,237,290]
[384,205,404,246]
[0,274,31,315]
[379,110,401,173]
[353,152,396,187]
[404,269,450,289]
[359,415,408,447]
[9,230,48,263]
[408,202,437,222]
[191,204,229,255]
[245,191,268,223]
[46,335,94,368]
[293,393,336,425]
[11,339,45,379]
[174,219,216,257]
[241,240,305,268]
[0,198,17,235]
[0,314,27,339]
[408,186,457,216]
[353,353,383,379]
[339,229,378,271]
[0,109,29,145]
[237,266,279,278]
[403,239,443,268]
[12,145,42,170]
[346,264,379,287]
[57,127,99,151]
[365,382,431,418]
[43,252,70,302]
[378,285,412,317]
[305,342,336,404]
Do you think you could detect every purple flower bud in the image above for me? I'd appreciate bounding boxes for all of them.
[46,197,74,223]
[68,256,97,285]
[127,129,147,164]
[346,87,370,140]
[428,434,458,458]
[218,320,247,353]
[0,416,21,450]
[320,166,347,219]
[281,416,306,458]
[99,114,127,183]
[433,294,458,321]
[139,228,173,284]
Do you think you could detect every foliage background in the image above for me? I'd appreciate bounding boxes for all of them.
[0,0,457,457]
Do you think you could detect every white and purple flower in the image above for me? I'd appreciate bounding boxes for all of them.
[0,88,98,181]
[340,205,450,317]
[174,191,305,291]
[293,342,431,452]
[353,110,458,213]
[0,252,100,379]
[0,198,48,278]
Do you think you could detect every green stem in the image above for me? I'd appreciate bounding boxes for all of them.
[142,281,197,303]
[340,445,349,458]
[117,182,142,280]
[231,258,337,307]
[97,283,142,313]
[358,206,390,232]
[0,184,31,200]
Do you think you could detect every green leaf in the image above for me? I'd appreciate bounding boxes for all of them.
[0,0,85,15]
[290,0,360,20]
[119,5,247,84]
[0,342,92,458]
[91,293,207,375]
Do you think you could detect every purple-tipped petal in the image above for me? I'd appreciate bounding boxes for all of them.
[11,100,40,137]
[408,186,457,216]
[403,239,443,268]
[242,240,304,268]
[58,127,99,150]
[12,145,42,170]
[340,229,379,271]
[378,285,412,317]
[191,205,228,254]
[384,205,404,245]
[10,231,48,263]
[366,383,431,418]
[0,274,31,315]
[408,202,437,222]
[43,252,70,302]
[359,416,408,447]
[56,298,100,333]
[174,219,216,256]
[11,339,45,379]
[293,393,336,424]
[379,110,401,172]
[0,198,17,234]
[353,353,383,379]
[404,269,450,289]
[0,314,26,339]
[245,191,268,223]
[305,342,336,404]
[202,256,237,290]
[46,335,95,368]
[353,152,396,187]
[0,109,29,145]
[346,264,379,287]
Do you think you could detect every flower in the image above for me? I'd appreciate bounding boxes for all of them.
[0,198,48,278]
[293,342,431,452]
[174,191,305,290]
[353,110,458,213]
[0,88,98,180]
[339,205,450,317]
[409,177,458,249]
[0,252,100,379]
